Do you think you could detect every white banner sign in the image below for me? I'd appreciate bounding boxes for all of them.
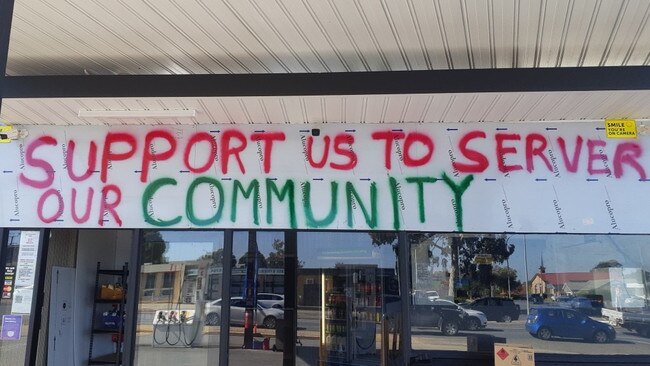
[0,122,647,233]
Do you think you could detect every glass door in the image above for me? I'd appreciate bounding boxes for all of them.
[134,230,224,366]
[296,232,401,366]
[0,230,43,366]
[227,231,286,365]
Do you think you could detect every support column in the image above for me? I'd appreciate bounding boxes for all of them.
[243,230,257,348]
[219,230,233,366]
[123,230,141,366]
[397,232,411,366]
[283,231,297,366]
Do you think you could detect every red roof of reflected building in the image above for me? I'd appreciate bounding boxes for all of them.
[534,271,611,286]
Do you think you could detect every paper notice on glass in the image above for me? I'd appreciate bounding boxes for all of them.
[14,231,40,287]
[494,343,534,366]
[11,287,33,314]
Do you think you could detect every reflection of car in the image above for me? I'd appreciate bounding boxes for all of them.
[257,293,284,309]
[411,290,430,304]
[529,294,544,304]
[464,297,520,322]
[526,307,615,343]
[426,291,440,301]
[204,297,284,329]
[570,297,603,316]
[432,299,487,331]
[409,299,466,336]
[382,295,467,336]
[554,296,574,307]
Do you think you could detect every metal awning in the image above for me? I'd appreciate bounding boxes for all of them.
[2,0,650,126]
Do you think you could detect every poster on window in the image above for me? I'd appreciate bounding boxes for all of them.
[11,287,33,314]
[1,315,22,340]
[3,266,15,299]
[11,231,39,314]
[14,231,39,287]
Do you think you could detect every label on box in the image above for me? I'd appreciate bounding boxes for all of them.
[494,343,534,366]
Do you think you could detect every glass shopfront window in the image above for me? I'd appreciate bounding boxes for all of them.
[296,232,402,366]
[408,233,650,362]
[134,230,224,366]
[116,229,650,365]
[228,231,286,366]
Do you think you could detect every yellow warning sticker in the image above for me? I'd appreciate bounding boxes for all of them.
[0,125,13,143]
[495,343,534,366]
[605,119,637,139]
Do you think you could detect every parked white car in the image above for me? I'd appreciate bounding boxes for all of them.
[426,291,440,302]
[257,293,285,309]
[204,297,284,328]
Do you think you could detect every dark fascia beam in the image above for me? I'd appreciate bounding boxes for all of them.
[2,66,650,99]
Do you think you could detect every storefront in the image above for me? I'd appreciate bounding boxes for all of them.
[1,120,650,365]
[3,1,650,365]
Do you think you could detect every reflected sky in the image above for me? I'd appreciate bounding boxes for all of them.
[160,231,224,262]
[509,235,650,282]
[154,231,650,286]
[297,232,397,269]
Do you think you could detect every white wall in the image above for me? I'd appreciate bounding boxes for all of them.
[73,230,132,366]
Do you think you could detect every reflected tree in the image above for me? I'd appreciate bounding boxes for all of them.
[592,259,623,270]
[201,248,236,267]
[370,233,515,298]
[370,232,452,294]
[459,234,514,298]
[142,231,167,264]
[492,266,521,295]
[238,251,268,268]
[369,233,400,251]
[267,239,285,268]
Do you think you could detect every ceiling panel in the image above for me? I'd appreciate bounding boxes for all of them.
[4,91,650,127]
[7,0,650,76]
[410,0,450,69]
[3,1,650,130]
[537,0,571,68]
[437,0,471,69]
[342,96,364,124]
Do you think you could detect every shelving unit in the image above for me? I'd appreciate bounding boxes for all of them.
[88,262,128,366]
[323,295,351,362]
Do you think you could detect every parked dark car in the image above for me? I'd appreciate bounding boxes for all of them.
[570,296,603,316]
[526,307,615,343]
[383,295,465,336]
[410,300,467,336]
[529,294,545,304]
[464,297,520,322]
[430,299,488,331]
